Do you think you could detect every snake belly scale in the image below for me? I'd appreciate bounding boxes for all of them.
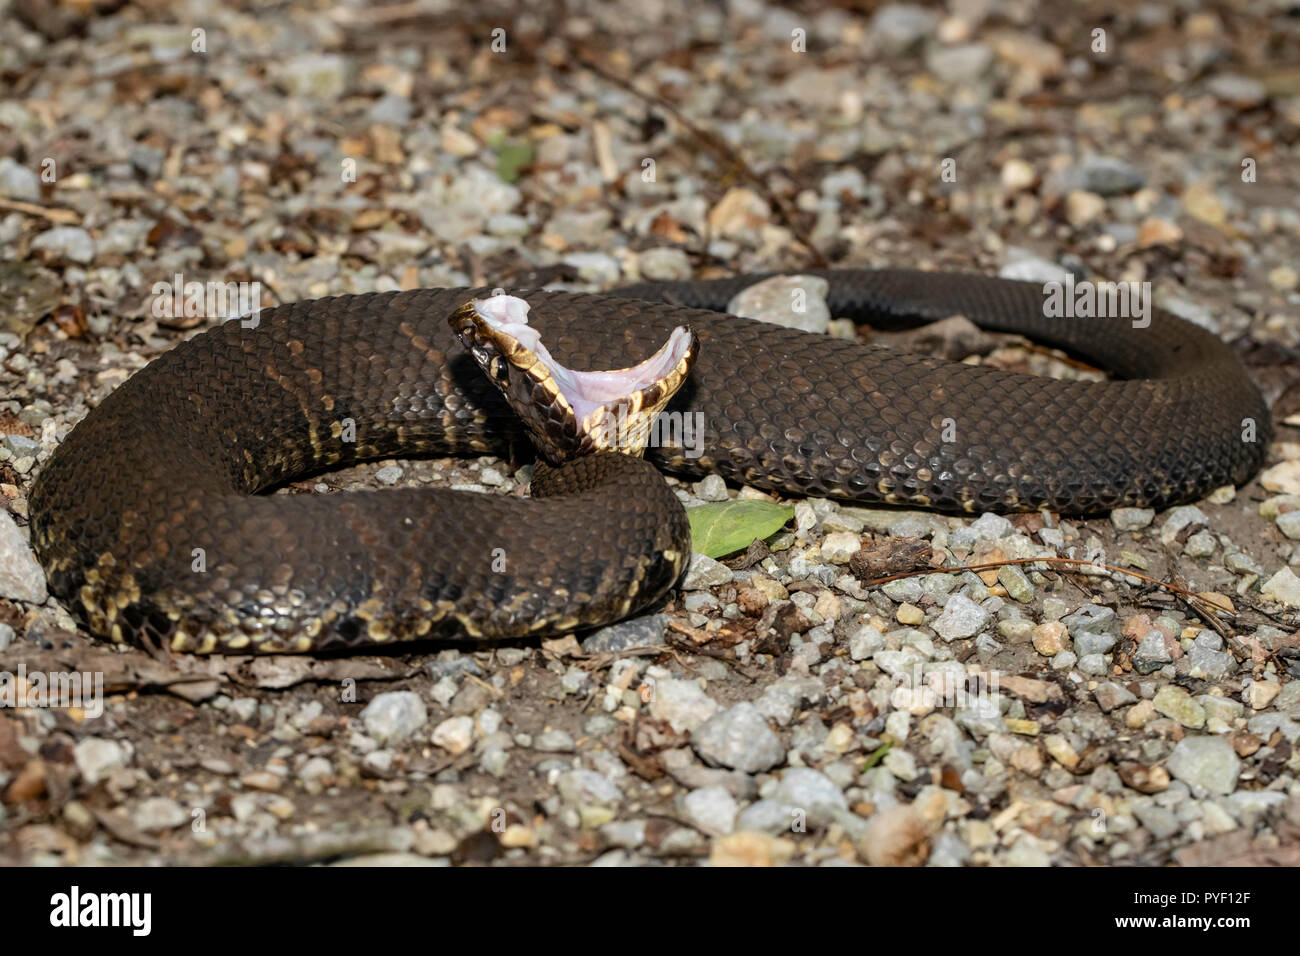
[27,269,1269,653]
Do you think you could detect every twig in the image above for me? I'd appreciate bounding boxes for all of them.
[0,197,79,224]
[868,555,1227,607]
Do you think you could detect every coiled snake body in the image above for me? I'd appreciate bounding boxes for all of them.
[28,270,1269,653]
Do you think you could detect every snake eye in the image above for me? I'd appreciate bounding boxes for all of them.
[491,354,510,384]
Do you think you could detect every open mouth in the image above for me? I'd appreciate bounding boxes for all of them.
[465,294,694,426]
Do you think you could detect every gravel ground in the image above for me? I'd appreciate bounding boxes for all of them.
[2,0,1300,866]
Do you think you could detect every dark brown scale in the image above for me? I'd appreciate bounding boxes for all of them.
[27,270,1269,653]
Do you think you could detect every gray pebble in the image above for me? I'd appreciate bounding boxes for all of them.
[1094,682,1137,712]
[556,769,621,806]
[1111,507,1154,531]
[949,513,1013,550]
[735,799,798,835]
[360,692,428,744]
[637,247,693,281]
[31,226,96,264]
[768,767,848,825]
[1276,511,1300,540]
[648,677,719,733]
[871,3,938,53]
[0,512,47,604]
[727,275,830,335]
[926,43,993,84]
[1077,653,1107,675]
[678,785,738,835]
[1054,156,1146,196]
[133,797,189,832]
[535,730,575,753]
[582,613,667,653]
[1166,736,1242,795]
[1133,630,1173,673]
[1159,506,1208,547]
[0,157,39,200]
[849,623,885,661]
[1133,801,1180,839]
[691,702,785,773]
[932,593,990,641]
[682,552,732,589]
[693,474,729,502]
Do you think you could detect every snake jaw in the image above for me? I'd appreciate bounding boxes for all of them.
[450,294,696,462]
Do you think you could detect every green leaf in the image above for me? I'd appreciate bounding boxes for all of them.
[860,742,892,772]
[686,500,795,559]
[494,140,533,183]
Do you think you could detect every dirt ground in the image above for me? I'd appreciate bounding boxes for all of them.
[2,0,1300,866]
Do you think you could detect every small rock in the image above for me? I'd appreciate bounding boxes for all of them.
[1269,266,1298,292]
[1134,802,1180,840]
[1094,682,1137,713]
[1260,461,1300,495]
[1189,638,1235,681]
[241,770,283,792]
[582,613,667,653]
[889,604,921,628]
[1159,506,1208,547]
[556,770,621,807]
[998,564,1035,602]
[1053,157,1146,196]
[1262,567,1300,608]
[31,227,95,264]
[1065,190,1106,226]
[871,4,939,53]
[857,804,931,866]
[933,593,990,641]
[769,768,848,826]
[0,511,47,603]
[431,716,475,755]
[638,247,693,282]
[709,831,795,866]
[691,702,785,773]
[276,53,352,98]
[680,786,738,835]
[926,43,993,83]
[648,678,719,733]
[1245,680,1282,710]
[693,474,729,502]
[133,797,188,832]
[1133,629,1174,673]
[849,624,886,661]
[1000,158,1037,191]
[1166,736,1242,795]
[1031,621,1070,656]
[727,275,830,335]
[360,692,428,745]
[74,738,127,785]
[821,532,861,564]
[1153,686,1205,729]
[1205,73,1267,108]
[1111,508,1154,531]
[682,553,733,589]
[0,158,40,200]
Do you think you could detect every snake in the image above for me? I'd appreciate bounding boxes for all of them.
[27,269,1269,654]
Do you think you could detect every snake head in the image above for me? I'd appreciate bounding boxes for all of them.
[450,294,696,463]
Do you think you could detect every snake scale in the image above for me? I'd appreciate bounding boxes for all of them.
[28,269,1269,654]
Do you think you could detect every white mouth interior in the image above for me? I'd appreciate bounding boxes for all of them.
[473,295,692,421]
